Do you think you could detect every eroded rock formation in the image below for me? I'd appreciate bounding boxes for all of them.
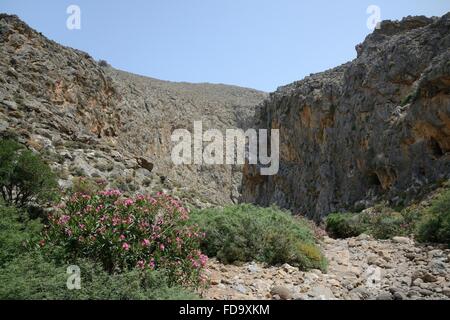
[0,14,267,207]
[242,14,450,220]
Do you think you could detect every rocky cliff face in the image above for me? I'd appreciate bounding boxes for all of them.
[242,14,450,221]
[0,14,267,207]
[2,13,449,219]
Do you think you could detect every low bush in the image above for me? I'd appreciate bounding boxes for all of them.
[366,212,404,239]
[326,191,450,245]
[0,202,43,267]
[326,208,406,240]
[71,176,107,195]
[43,191,208,287]
[325,213,365,238]
[0,253,199,300]
[358,205,406,239]
[416,189,450,246]
[189,204,327,271]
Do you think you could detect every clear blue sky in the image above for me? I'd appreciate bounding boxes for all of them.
[1,0,449,92]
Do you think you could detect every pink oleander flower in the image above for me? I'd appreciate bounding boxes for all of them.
[149,258,155,270]
[122,243,130,251]
[123,198,134,206]
[159,243,165,251]
[123,216,134,224]
[58,215,70,225]
[199,254,208,267]
[191,260,200,268]
[112,216,121,226]
[119,234,126,240]
[142,239,150,247]
[137,260,145,269]
[99,189,122,197]
[64,227,73,237]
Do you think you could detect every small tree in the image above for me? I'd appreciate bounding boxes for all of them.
[0,139,58,207]
[98,59,109,67]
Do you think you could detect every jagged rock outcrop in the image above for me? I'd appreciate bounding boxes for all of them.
[0,14,267,207]
[242,14,450,221]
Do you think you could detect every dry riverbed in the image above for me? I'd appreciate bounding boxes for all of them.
[203,235,450,300]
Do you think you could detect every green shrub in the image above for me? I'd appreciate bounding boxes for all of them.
[367,211,403,239]
[416,189,450,246]
[71,176,107,195]
[401,89,418,106]
[400,206,423,235]
[43,191,208,287]
[0,202,43,267]
[325,213,366,238]
[0,253,199,300]
[0,139,58,207]
[189,204,327,271]
[326,208,411,240]
[326,190,450,245]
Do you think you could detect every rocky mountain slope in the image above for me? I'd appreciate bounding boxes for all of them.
[1,13,449,220]
[242,14,450,221]
[0,14,267,207]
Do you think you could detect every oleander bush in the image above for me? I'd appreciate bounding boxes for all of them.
[42,190,208,287]
[0,201,199,299]
[189,204,327,271]
[0,140,206,298]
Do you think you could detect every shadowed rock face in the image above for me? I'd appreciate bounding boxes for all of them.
[0,14,267,207]
[242,14,450,221]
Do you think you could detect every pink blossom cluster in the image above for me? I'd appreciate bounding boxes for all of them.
[43,189,208,288]
[98,189,122,197]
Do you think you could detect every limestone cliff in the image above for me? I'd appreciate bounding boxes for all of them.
[0,14,267,207]
[242,14,450,220]
[2,13,449,218]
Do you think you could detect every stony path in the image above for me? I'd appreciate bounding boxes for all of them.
[203,235,450,300]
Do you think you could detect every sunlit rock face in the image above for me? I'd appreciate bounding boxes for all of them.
[242,14,450,221]
[0,14,267,208]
